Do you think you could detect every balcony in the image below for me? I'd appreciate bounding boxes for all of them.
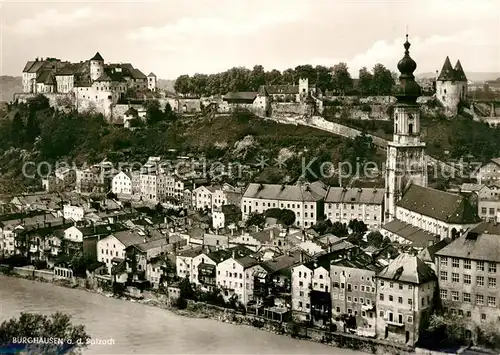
[386,320,405,327]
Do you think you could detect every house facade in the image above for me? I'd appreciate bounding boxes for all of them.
[324,187,384,230]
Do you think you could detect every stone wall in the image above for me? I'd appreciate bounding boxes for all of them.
[270,102,307,117]
[14,92,76,109]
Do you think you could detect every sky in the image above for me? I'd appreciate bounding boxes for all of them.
[1,0,500,79]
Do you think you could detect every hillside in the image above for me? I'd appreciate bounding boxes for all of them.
[0,97,386,193]
[0,76,21,102]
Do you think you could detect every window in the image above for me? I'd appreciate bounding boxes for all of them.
[489,262,497,273]
[399,283,403,290]
[476,294,484,305]
[440,289,448,299]
[464,274,471,285]
[463,292,471,303]
[488,296,496,307]
[380,293,384,301]
[347,296,352,302]
[488,277,496,288]
[407,316,413,324]
[360,297,364,304]
[452,273,459,283]
[389,295,394,302]
[361,285,365,292]
[440,271,448,281]
[354,297,358,303]
[477,276,485,287]
[452,291,459,301]
[452,258,460,268]
[390,282,394,288]
[464,260,471,270]
[408,298,413,305]
[481,314,486,321]
[441,257,448,267]
[477,261,485,272]
[467,311,471,317]
[398,297,403,304]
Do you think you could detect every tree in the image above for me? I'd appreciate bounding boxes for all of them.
[315,65,333,93]
[357,67,373,95]
[0,312,90,355]
[174,74,192,95]
[331,62,353,95]
[328,222,348,237]
[294,65,316,84]
[264,208,296,226]
[348,219,368,234]
[265,69,282,85]
[366,231,383,246]
[427,313,468,347]
[281,68,296,85]
[245,212,265,228]
[371,63,394,95]
[250,65,266,91]
[145,100,164,124]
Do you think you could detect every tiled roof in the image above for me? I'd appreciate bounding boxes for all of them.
[223,92,257,101]
[250,227,281,243]
[130,68,147,79]
[261,251,302,274]
[381,219,439,248]
[178,245,203,258]
[26,61,45,74]
[36,70,55,85]
[90,52,104,61]
[397,185,481,224]
[490,158,500,167]
[236,255,260,269]
[243,183,326,202]
[436,223,500,263]
[377,253,436,284]
[112,230,144,248]
[148,72,156,77]
[325,187,384,204]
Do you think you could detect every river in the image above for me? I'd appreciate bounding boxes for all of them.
[0,275,366,354]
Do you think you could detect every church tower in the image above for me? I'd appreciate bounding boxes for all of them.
[89,52,104,82]
[384,35,428,221]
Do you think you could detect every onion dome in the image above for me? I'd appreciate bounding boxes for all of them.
[393,34,421,103]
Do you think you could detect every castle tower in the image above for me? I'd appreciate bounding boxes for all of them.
[90,52,104,82]
[436,56,468,116]
[147,72,157,91]
[384,35,428,221]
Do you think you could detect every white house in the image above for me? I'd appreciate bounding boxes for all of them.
[216,252,264,305]
[63,204,86,222]
[476,158,500,185]
[112,171,132,195]
[241,182,327,228]
[324,187,384,230]
[175,246,203,282]
[192,186,215,210]
[97,231,143,274]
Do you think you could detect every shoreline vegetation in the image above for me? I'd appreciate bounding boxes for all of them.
[0,269,413,355]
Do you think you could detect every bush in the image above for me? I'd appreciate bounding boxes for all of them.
[173,296,188,309]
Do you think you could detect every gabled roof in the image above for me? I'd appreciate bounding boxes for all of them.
[435,223,500,263]
[418,238,451,263]
[90,52,104,61]
[95,73,112,82]
[130,68,147,79]
[36,70,55,85]
[397,185,481,224]
[325,187,384,205]
[454,60,467,81]
[257,85,269,96]
[437,56,456,81]
[261,250,302,274]
[22,61,36,73]
[235,255,260,269]
[148,72,156,77]
[377,253,436,284]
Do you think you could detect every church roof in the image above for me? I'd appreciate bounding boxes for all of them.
[397,185,481,224]
[393,35,421,102]
[90,52,104,61]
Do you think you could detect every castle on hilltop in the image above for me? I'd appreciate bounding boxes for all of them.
[19,52,157,117]
[435,56,468,116]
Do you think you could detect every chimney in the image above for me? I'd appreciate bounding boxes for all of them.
[299,252,303,264]
[232,249,235,259]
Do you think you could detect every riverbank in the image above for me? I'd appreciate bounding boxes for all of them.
[0,267,411,355]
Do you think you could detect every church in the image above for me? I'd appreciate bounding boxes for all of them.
[382,36,480,242]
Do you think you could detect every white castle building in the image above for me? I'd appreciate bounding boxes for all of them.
[20,52,157,118]
[435,56,468,117]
